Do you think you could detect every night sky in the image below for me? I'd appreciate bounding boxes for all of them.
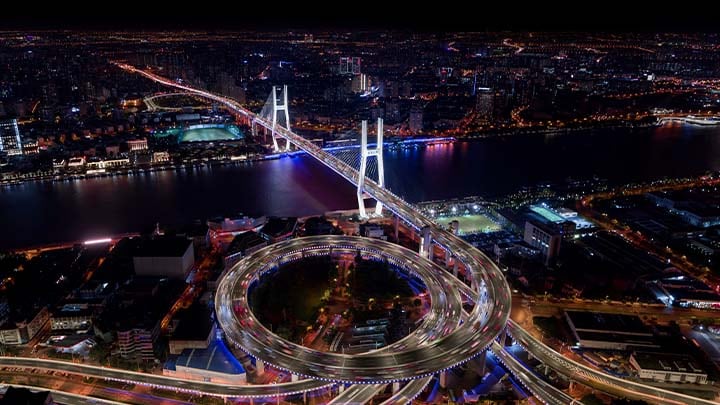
[1,4,718,32]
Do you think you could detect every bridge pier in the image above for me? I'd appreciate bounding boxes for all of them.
[419,226,432,260]
[472,351,487,376]
[447,255,458,277]
[393,215,399,241]
[504,332,514,347]
[476,349,487,376]
[439,370,448,388]
[392,382,400,393]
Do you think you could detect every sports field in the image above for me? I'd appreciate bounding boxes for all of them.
[153,124,243,143]
[435,214,501,235]
[181,127,240,142]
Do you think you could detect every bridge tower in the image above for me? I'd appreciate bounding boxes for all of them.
[261,85,291,152]
[357,118,385,218]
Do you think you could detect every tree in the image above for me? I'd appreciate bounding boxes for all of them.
[89,341,111,364]
[580,394,604,405]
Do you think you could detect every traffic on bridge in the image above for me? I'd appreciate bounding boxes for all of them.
[91,62,718,405]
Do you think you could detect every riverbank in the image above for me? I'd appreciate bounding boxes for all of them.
[2,122,719,249]
[0,137,456,188]
[462,119,659,140]
[0,153,276,187]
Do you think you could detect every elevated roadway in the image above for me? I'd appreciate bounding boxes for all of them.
[215,236,488,382]
[1,383,126,405]
[379,376,434,405]
[97,62,719,404]
[506,320,718,405]
[490,341,578,405]
[0,356,330,398]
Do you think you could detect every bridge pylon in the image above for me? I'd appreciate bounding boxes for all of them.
[268,85,291,152]
[357,118,385,219]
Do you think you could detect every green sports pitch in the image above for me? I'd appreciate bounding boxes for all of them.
[181,126,241,142]
[435,214,501,235]
[153,124,243,143]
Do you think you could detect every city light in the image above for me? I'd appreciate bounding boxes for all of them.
[83,238,112,245]
[2,26,719,405]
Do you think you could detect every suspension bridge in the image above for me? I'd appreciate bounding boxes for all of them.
[39,62,709,405]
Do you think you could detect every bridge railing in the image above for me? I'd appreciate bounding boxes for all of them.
[506,320,717,405]
[0,356,330,398]
[490,341,579,405]
[118,63,715,405]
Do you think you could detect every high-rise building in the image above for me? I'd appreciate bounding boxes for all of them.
[475,87,494,123]
[0,119,22,156]
[409,108,424,133]
[385,100,400,122]
[126,138,148,152]
[523,219,562,265]
[339,57,361,75]
[117,327,157,360]
[351,74,370,94]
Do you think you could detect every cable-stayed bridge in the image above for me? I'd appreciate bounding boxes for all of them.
[72,62,716,405]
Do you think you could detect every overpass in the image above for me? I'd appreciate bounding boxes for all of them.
[215,236,477,383]
[0,356,330,398]
[84,62,717,404]
[143,92,210,112]
[0,383,126,405]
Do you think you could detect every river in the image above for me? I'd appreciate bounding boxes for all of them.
[1,123,719,249]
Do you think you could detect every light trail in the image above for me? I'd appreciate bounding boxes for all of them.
[74,61,718,405]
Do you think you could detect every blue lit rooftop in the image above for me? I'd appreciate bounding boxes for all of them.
[529,205,565,223]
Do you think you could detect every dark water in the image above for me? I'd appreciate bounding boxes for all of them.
[2,123,720,249]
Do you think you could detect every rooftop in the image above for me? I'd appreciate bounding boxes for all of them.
[261,217,298,238]
[54,303,94,318]
[227,231,266,256]
[172,304,214,341]
[45,333,93,348]
[525,213,565,235]
[632,351,705,374]
[566,310,651,336]
[133,237,193,258]
[678,201,720,218]
[304,216,336,235]
[0,386,52,405]
[530,204,566,223]
[167,340,245,375]
[575,330,658,348]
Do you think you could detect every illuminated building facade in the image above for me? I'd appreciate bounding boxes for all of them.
[339,57,361,75]
[0,119,22,156]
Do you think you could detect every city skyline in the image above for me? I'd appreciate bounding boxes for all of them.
[1,26,720,404]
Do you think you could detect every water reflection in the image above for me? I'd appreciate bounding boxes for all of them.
[1,124,720,248]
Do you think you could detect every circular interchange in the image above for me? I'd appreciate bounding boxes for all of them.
[216,235,508,384]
